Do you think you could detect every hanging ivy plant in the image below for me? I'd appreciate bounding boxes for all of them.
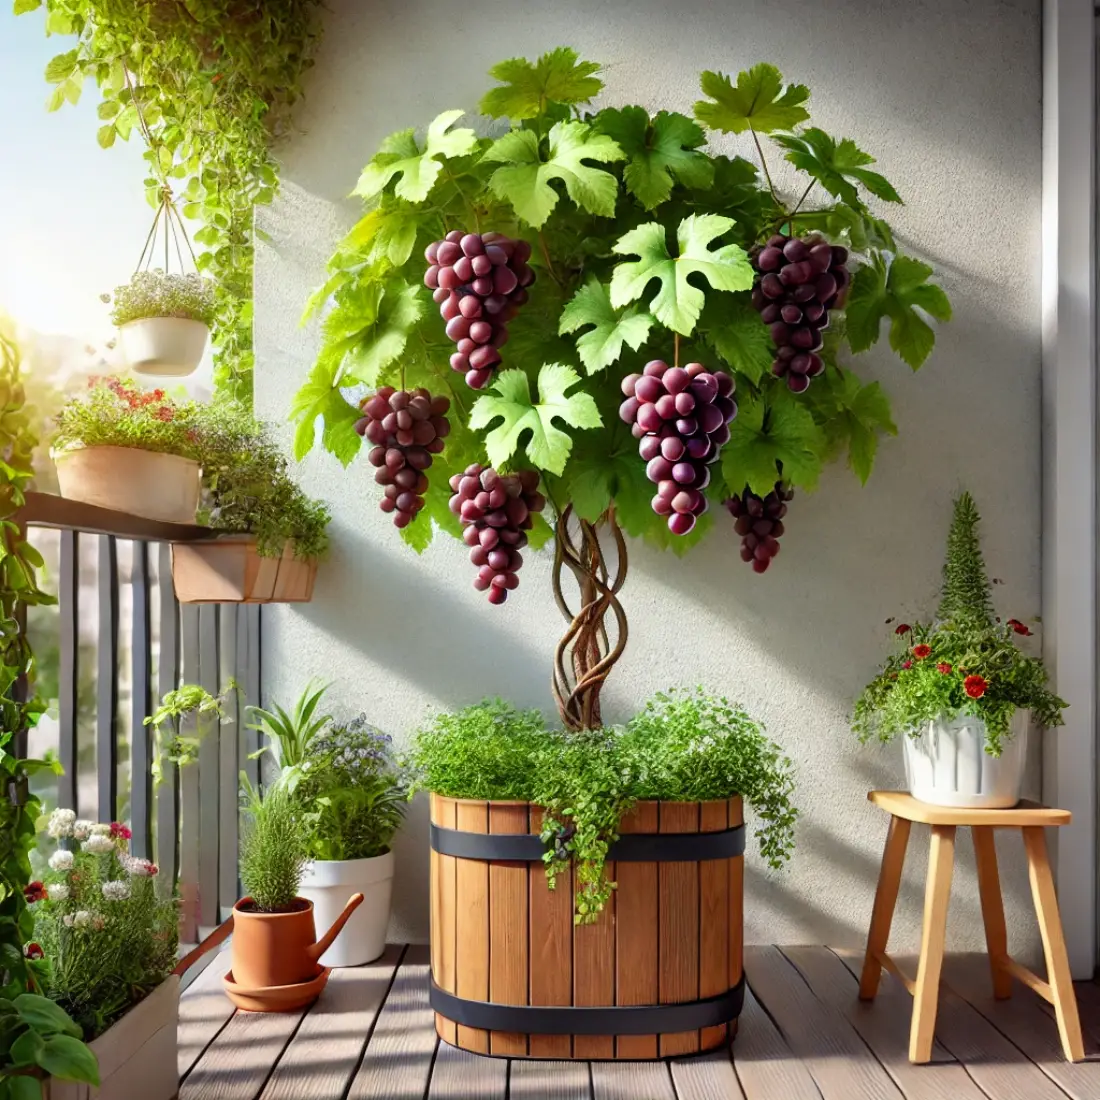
[17,0,324,403]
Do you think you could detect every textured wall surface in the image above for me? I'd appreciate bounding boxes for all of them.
[255,0,1044,952]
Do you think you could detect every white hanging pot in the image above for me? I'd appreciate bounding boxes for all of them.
[118,317,209,377]
[902,709,1029,809]
[299,851,394,967]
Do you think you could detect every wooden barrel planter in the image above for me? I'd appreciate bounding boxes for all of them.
[171,537,317,604]
[429,795,744,1060]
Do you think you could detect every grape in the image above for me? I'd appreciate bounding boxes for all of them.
[723,483,794,574]
[355,388,450,529]
[425,230,536,392]
[749,233,849,393]
[448,464,546,604]
[618,359,737,535]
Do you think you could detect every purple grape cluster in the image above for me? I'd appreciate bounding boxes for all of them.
[619,360,736,536]
[355,387,451,529]
[724,483,793,574]
[424,231,536,391]
[449,465,546,605]
[750,234,850,393]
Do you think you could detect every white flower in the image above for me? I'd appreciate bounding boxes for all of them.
[72,820,95,841]
[82,834,114,855]
[62,914,74,928]
[90,823,112,837]
[47,808,76,839]
[121,855,157,877]
[101,880,130,902]
[50,883,70,901]
[48,850,74,872]
[72,910,94,928]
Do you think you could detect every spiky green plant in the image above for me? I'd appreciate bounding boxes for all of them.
[936,491,995,626]
[238,777,308,912]
[246,680,332,769]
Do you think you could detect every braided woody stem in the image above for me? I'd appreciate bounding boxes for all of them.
[551,505,628,731]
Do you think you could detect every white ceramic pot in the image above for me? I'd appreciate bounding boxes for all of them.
[299,851,394,967]
[902,709,1029,808]
[118,317,209,377]
[54,445,201,524]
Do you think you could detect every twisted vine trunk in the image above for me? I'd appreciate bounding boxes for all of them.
[551,506,628,731]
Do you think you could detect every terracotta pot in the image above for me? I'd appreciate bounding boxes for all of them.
[171,537,317,604]
[118,317,209,377]
[229,893,363,991]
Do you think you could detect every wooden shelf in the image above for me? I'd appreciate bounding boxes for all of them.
[15,492,216,543]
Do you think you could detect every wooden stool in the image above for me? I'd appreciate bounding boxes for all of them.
[859,790,1084,1064]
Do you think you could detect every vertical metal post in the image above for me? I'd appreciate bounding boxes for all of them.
[57,530,78,811]
[129,542,152,858]
[96,535,119,822]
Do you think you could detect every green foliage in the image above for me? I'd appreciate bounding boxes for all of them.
[20,0,324,401]
[854,492,1067,753]
[558,279,654,375]
[108,270,216,327]
[33,812,178,1040]
[479,47,603,120]
[238,778,308,912]
[0,993,98,1098]
[721,388,825,495]
[694,63,810,135]
[245,680,332,770]
[771,129,902,207]
[144,683,231,783]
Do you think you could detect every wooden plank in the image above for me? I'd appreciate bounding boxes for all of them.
[218,605,239,915]
[455,800,490,1054]
[670,1050,745,1100]
[130,540,153,858]
[259,944,403,1100]
[96,534,119,821]
[17,490,211,541]
[868,791,1072,827]
[509,1059,591,1100]
[179,1005,303,1100]
[591,1062,676,1100]
[699,799,729,1051]
[910,825,956,1063]
[155,542,180,884]
[729,797,744,997]
[347,945,436,1100]
[859,816,912,999]
[731,982,822,1100]
[177,948,234,1079]
[528,806,572,1058]
[659,801,699,1057]
[434,796,457,1046]
[615,801,657,1059]
[236,607,259,790]
[57,528,78,812]
[574,849,615,1059]
[197,604,220,929]
[488,801,528,1055]
[427,1039,506,1099]
[179,604,201,942]
[744,946,903,1100]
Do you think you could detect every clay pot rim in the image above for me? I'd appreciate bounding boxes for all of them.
[233,896,314,919]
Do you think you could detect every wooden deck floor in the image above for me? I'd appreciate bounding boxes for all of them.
[177,944,1100,1100]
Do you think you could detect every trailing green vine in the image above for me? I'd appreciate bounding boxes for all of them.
[17,0,324,403]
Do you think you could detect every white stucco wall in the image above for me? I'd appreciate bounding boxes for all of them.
[255,0,1044,953]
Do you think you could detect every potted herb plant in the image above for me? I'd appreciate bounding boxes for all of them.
[30,809,179,1100]
[854,492,1067,807]
[108,269,215,378]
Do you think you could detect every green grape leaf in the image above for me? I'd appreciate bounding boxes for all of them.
[593,107,714,209]
[483,121,625,228]
[699,294,774,384]
[526,510,554,550]
[324,280,424,387]
[353,110,477,203]
[469,363,602,475]
[694,63,810,135]
[772,128,902,207]
[342,200,433,268]
[289,352,363,465]
[480,47,603,120]
[722,390,825,495]
[845,252,952,370]
[808,369,897,483]
[558,278,654,374]
[609,214,754,335]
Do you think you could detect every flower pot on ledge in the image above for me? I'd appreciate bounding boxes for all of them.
[429,795,745,1061]
[171,536,317,604]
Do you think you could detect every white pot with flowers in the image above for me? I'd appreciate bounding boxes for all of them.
[853,492,1066,808]
[30,809,180,1100]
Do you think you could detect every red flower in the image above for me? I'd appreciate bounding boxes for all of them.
[912,644,932,660]
[1007,618,1032,637]
[23,881,46,904]
[109,822,132,840]
[902,660,913,669]
[154,406,175,422]
[24,943,44,960]
[895,623,911,635]
[964,674,988,699]
[151,389,166,401]
[936,662,952,674]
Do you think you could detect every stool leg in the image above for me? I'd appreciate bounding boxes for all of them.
[859,815,912,1000]
[972,827,1012,999]
[1022,826,1085,1062]
[910,824,956,1064]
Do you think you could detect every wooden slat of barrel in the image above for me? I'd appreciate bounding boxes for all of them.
[528,808,572,1059]
[455,800,490,1053]
[699,800,730,1051]
[659,801,701,1057]
[433,795,457,1046]
[489,802,529,1056]
[573,854,616,1059]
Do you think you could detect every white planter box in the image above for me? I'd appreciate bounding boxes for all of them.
[43,975,179,1100]
[299,852,394,967]
[119,317,208,377]
[903,710,1030,808]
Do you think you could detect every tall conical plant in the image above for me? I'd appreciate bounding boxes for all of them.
[936,491,994,627]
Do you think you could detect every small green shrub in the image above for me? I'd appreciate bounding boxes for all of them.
[108,270,217,327]
[239,779,308,912]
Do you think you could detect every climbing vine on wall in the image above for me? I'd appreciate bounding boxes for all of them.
[16,0,324,403]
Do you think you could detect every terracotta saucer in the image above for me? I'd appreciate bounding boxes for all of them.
[223,966,331,1012]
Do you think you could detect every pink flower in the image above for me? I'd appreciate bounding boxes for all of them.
[901,660,912,669]
[109,822,132,841]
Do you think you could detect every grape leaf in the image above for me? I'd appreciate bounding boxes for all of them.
[324,280,424,387]
[772,129,902,207]
[480,47,603,120]
[845,252,952,370]
[721,390,825,495]
[289,352,363,465]
[558,278,654,374]
[593,107,714,209]
[44,49,78,84]
[483,121,625,228]
[698,294,773,384]
[342,200,434,268]
[352,110,477,203]
[469,363,602,475]
[609,214,754,335]
[694,63,810,135]
[808,369,896,484]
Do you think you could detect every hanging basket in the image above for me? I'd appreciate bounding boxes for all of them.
[171,536,317,604]
[120,316,209,377]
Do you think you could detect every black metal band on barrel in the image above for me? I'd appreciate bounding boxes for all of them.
[429,822,745,863]
[429,978,744,1036]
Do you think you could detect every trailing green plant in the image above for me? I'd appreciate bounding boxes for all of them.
[107,269,217,327]
[144,683,233,783]
[238,777,308,912]
[32,811,178,1041]
[854,492,1067,754]
[246,680,332,770]
[20,0,324,402]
